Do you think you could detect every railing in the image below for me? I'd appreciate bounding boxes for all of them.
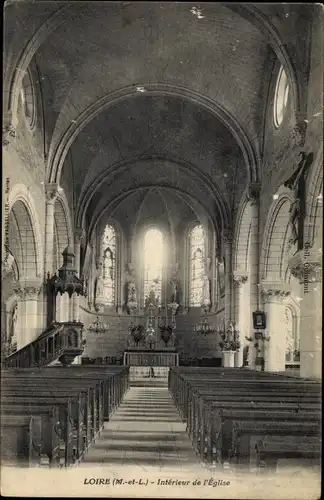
[3,322,85,369]
[123,350,179,367]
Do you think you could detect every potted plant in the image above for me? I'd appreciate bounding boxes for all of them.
[129,324,144,346]
[159,325,173,346]
[293,349,300,362]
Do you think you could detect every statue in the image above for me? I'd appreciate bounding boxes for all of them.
[127,280,137,303]
[95,262,104,298]
[9,303,18,344]
[202,275,211,308]
[284,151,313,249]
[103,249,114,280]
[170,279,177,303]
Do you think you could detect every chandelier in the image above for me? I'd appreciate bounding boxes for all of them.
[88,316,109,334]
[194,316,216,335]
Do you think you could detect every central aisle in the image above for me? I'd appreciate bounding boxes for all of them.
[80,386,206,473]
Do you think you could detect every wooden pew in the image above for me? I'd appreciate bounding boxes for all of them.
[204,408,321,465]
[168,367,321,468]
[1,381,98,461]
[1,415,43,467]
[1,404,61,467]
[1,366,130,467]
[1,394,76,466]
[231,420,321,469]
[255,435,321,472]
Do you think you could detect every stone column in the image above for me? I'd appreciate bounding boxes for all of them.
[222,229,233,325]
[72,292,80,322]
[289,250,322,379]
[44,184,59,279]
[74,228,85,277]
[233,273,248,367]
[14,285,42,348]
[56,292,70,322]
[246,183,261,370]
[261,282,291,372]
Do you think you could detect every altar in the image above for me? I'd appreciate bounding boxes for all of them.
[124,281,180,380]
[123,348,179,379]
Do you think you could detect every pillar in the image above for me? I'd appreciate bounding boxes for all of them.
[247,183,261,369]
[74,228,85,277]
[56,292,70,322]
[72,292,80,322]
[261,282,291,372]
[14,285,42,348]
[222,229,233,325]
[44,184,59,279]
[289,250,322,378]
[233,273,248,367]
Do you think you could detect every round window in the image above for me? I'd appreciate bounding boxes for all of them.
[20,70,36,129]
[274,66,289,128]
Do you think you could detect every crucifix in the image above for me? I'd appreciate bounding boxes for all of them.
[284,151,313,250]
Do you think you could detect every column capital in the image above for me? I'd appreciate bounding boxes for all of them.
[222,228,233,245]
[246,182,261,205]
[233,273,248,285]
[288,248,322,284]
[14,284,42,301]
[3,122,16,147]
[292,120,307,148]
[75,228,86,244]
[45,183,59,203]
[260,280,291,303]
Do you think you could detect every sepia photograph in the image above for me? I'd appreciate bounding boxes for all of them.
[2,1,323,498]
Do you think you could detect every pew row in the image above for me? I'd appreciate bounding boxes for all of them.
[1,366,129,467]
[168,367,321,472]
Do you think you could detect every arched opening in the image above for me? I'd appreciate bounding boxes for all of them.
[188,224,205,307]
[101,224,117,307]
[143,228,164,306]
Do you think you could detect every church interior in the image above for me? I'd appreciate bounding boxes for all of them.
[1,2,322,494]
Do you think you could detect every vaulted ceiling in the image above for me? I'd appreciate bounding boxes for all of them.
[6,1,298,237]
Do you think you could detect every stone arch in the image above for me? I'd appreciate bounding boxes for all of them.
[93,216,126,311]
[261,189,293,281]
[233,196,252,274]
[8,184,42,279]
[5,2,299,154]
[53,196,71,272]
[304,147,323,248]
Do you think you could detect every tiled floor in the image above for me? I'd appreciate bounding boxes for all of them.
[80,384,206,473]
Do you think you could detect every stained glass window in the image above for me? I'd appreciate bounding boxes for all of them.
[101,225,116,306]
[189,224,205,306]
[143,228,163,306]
[274,66,289,128]
[20,70,35,129]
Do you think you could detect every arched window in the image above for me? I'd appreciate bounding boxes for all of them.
[143,228,163,306]
[274,66,289,128]
[189,224,205,307]
[101,225,116,306]
[20,69,35,129]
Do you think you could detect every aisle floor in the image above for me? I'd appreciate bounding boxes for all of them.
[80,385,206,473]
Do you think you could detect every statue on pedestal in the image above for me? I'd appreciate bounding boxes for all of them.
[202,275,211,309]
[126,263,138,312]
[170,279,178,303]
